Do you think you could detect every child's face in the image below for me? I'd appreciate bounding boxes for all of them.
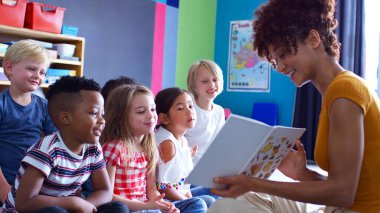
[166,93,196,131]
[195,66,219,101]
[69,91,105,144]
[128,93,157,138]
[5,59,48,92]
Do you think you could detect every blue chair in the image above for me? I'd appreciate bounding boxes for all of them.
[252,102,278,126]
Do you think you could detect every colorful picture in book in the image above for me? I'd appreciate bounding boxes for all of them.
[243,134,294,178]
[227,20,270,92]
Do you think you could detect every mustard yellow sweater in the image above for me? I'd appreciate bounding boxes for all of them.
[315,71,380,213]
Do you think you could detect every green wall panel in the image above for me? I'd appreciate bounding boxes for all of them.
[176,0,217,88]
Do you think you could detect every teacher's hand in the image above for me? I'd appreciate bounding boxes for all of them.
[210,174,253,198]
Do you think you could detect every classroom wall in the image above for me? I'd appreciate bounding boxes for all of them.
[37,0,156,87]
[34,0,296,125]
[213,0,297,126]
[175,0,217,88]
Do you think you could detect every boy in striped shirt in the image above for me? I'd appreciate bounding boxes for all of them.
[2,76,128,213]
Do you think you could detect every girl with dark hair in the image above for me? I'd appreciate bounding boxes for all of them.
[155,87,215,210]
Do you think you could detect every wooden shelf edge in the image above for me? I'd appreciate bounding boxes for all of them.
[1,53,81,66]
[0,80,10,85]
[0,24,84,42]
[51,59,82,66]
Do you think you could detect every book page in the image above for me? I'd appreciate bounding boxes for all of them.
[186,114,273,188]
[241,126,305,179]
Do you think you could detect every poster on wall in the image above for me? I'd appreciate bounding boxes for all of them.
[227,20,270,92]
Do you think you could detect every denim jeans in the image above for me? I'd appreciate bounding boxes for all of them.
[81,178,94,198]
[133,197,207,213]
[172,197,207,213]
[132,209,162,213]
[190,185,218,207]
[33,201,129,213]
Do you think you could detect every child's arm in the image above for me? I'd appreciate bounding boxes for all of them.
[157,140,190,200]
[106,164,174,212]
[159,187,190,201]
[86,167,113,207]
[145,164,179,213]
[0,168,11,203]
[191,144,198,159]
[15,165,96,213]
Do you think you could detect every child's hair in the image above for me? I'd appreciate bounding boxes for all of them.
[46,76,101,126]
[101,84,157,172]
[3,40,50,79]
[252,0,340,62]
[101,76,137,102]
[155,87,193,117]
[187,60,224,99]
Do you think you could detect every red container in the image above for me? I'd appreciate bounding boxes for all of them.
[0,0,28,27]
[24,2,65,34]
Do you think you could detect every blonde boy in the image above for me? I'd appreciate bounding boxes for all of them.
[0,40,56,205]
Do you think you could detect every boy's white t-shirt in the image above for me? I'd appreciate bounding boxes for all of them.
[185,103,225,165]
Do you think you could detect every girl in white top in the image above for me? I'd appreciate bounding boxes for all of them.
[185,60,225,165]
[155,87,215,208]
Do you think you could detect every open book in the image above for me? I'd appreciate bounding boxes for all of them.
[186,114,305,188]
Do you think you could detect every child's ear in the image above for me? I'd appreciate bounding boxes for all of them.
[60,111,71,126]
[3,61,13,77]
[158,113,170,125]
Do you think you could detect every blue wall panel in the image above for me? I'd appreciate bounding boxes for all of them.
[162,6,179,89]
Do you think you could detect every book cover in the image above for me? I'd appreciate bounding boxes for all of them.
[186,114,305,188]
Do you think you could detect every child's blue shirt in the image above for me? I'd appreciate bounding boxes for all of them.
[0,89,56,185]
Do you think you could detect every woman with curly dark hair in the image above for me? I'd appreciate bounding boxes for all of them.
[207,0,380,212]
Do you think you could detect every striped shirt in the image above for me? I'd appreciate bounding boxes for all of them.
[2,132,105,212]
[103,140,148,202]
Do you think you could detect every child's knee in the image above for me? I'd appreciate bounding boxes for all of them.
[199,195,216,208]
[189,197,208,211]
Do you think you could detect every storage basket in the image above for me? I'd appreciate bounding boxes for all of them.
[0,0,28,27]
[24,2,65,34]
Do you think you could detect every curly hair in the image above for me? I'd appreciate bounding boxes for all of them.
[46,76,101,124]
[252,0,341,62]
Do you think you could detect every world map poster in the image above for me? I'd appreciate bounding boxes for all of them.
[227,20,270,92]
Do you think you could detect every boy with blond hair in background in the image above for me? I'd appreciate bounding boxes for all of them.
[0,40,56,205]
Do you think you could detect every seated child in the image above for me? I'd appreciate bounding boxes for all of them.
[81,75,137,197]
[0,40,56,204]
[155,87,215,208]
[1,76,128,213]
[101,85,207,213]
[185,60,225,165]
[185,60,225,198]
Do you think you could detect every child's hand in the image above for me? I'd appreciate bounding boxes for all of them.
[191,144,198,159]
[70,196,97,213]
[157,198,179,213]
[147,193,178,213]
